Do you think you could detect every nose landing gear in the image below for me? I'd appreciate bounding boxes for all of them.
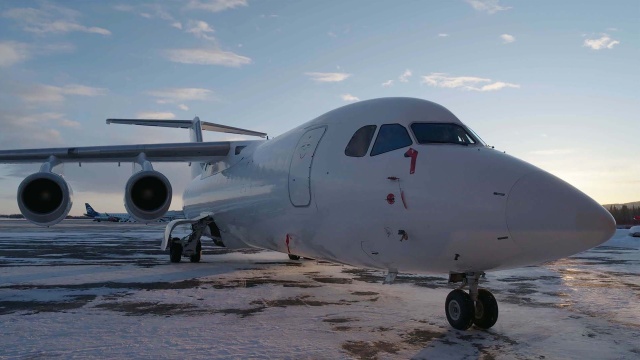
[446,272,499,330]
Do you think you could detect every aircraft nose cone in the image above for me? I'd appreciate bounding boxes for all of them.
[506,171,616,262]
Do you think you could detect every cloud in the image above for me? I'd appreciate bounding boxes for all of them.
[59,119,81,128]
[421,73,520,92]
[148,88,213,104]
[165,48,251,67]
[3,3,110,35]
[305,72,351,83]
[0,112,74,148]
[113,5,134,12]
[500,34,515,44]
[136,112,176,120]
[178,104,189,111]
[62,85,107,97]
[0,41,29,67]
[399,69,412,83]
[437,33,449,37]
[477,81,520,91]
[40,43,76,53]
[381,80,394,87]
[466,0,511,14]
[186,0,248,13]
[17,84,107,103]
[341,94,359,102]
[186,20,215,40]
[114,3,180,30]
[583,34,620,50]
[0,41,74,68]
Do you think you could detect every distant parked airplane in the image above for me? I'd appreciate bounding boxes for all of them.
[84,203,122,222]
[0,97,616,330]
[631,216,640,237]
[84,203,183,223]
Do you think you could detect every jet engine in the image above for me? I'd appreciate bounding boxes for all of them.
[124,170,172,222]
[17,172,73,227]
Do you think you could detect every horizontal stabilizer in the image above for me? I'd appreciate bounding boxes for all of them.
[107,118,267,138]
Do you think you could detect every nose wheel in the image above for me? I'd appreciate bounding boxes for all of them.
[445,272,499,330]
[445,289,475,330]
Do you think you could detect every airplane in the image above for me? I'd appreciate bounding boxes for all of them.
[0,97,615,330]
[84,203,184,223]
[630,216,640,237]
[84,203,126,222]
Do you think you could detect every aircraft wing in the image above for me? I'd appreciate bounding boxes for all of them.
[0,142,231,164]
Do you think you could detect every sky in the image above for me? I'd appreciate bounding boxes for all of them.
[0,0,638,215]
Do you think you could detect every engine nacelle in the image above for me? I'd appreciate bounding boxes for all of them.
[124,170,172,222]
[17,172,73,227]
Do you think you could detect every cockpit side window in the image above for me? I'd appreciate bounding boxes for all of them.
[411,123,477,146]
[370,124,413,156]
[345,125,377,157]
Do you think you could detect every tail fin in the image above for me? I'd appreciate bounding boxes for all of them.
[106,117,266,178]
[85,203,98,217]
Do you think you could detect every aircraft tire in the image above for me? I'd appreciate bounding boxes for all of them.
[170,239,182,263]
[473,289,499,329]
[189,242,202,263]
[445,289,474,330]
[288,254,300,260]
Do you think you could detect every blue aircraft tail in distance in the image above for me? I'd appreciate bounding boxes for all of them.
[85,203,99,217]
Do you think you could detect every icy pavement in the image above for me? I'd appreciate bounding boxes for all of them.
[0,220,638,359]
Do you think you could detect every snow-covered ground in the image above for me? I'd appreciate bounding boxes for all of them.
[0,220,638,359]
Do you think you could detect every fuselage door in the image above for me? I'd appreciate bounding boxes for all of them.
[289,127,327,207]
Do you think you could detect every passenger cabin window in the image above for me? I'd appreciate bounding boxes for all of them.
[411,123,477,146]
[345,125,376,157]
[370,124,413,156]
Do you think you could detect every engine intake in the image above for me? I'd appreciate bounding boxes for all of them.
[124,170,172,222]
[18,172,73,227]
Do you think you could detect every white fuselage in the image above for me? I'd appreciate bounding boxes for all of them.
[182,98,615,274]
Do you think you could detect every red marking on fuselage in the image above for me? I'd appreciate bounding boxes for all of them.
[404,148,418,174]
[386,193,395,204]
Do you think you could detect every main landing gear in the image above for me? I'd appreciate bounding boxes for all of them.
[169,238,202,263]
[162,215,213,263]
[446,272,499,330]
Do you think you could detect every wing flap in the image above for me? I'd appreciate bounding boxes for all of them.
[0,142,231,164]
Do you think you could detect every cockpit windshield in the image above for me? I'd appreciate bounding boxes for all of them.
[410,123,480,146]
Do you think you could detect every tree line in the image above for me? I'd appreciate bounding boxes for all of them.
[607,205,640,226]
